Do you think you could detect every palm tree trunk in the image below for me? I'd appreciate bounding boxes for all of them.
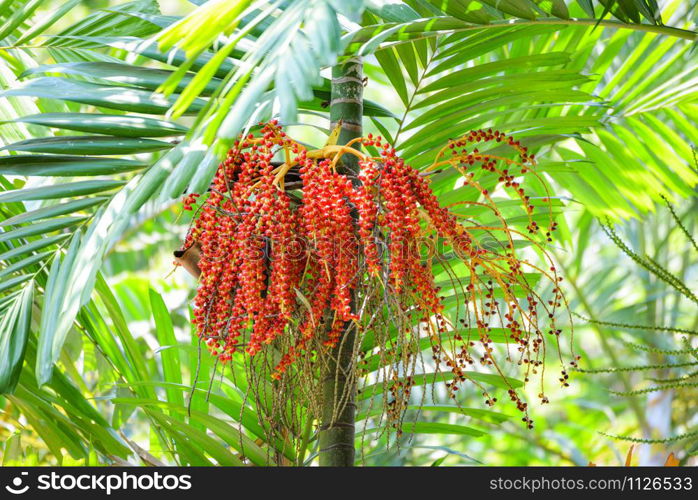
[318,57,363,467]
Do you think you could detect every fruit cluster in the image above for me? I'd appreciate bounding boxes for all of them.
[178,121,572,425]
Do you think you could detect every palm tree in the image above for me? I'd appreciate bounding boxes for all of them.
[0,0,696,466]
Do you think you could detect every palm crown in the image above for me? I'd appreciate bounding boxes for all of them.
[0,0,696,466]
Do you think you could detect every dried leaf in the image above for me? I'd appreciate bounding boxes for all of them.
[664,453,680,466]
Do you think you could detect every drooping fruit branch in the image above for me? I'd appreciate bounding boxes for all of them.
[176,116,577,465]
